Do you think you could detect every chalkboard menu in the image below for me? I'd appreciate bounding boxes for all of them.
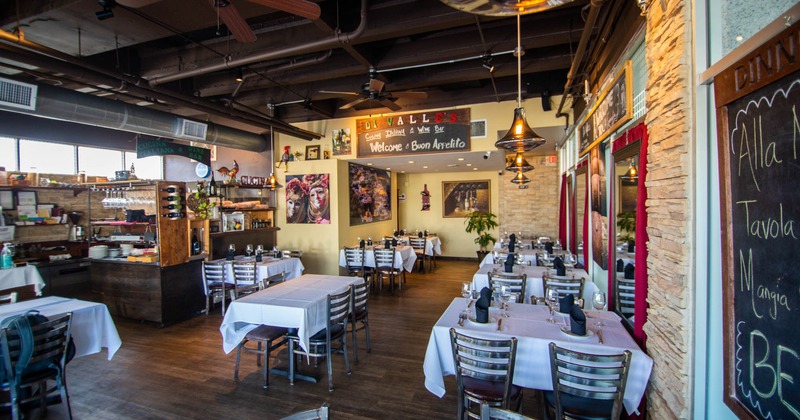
[579,61,633,156]
[355,109,470,158]
[715,21,800,420]
[136,135,211,166]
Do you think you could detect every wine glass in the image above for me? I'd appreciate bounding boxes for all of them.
[461,282,472,313]
[592,291,607,326]
[500,286,511,317]
[256,244,264,255]
[245,244,254,257]
[546,288,559,323]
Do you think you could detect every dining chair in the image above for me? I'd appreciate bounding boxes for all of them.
[0,292,17,305]
[265,271,286,288]
[233,321,288,389]
[232,261,260,300]
[542,274,585,307]
[288,288,352,392]
[373,247,401,292]
[0,312,73,420]
[409,237,431,273]
[615,275,636,316]
[545,342,632,420]
[284,250,303,260]
[349,280,371,363]
[343,246,373,283]
[449,328,522,420]
[202,260,229,316]
[280,403,329,420]
[488,272,527,303]
[480,403,537,420]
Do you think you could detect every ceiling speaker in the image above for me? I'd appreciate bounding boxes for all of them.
[541,91,552,112]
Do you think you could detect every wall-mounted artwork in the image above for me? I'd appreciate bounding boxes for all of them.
[332,128,352,156]
[589,144,608,270]
[349,163,391,225]
[471,119,487,138]
[442,180,490,218]
[285,173,330,224]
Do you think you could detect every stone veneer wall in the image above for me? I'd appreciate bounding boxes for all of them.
[498,155,560,240]
[642,0,694,418]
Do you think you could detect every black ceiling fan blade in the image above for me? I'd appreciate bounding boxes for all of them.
[391,91,428,99]
[340,97,368,110]
[319,90,361,96]
[379,98,402,111]
[209,0,257,43]
[369,79,385,93]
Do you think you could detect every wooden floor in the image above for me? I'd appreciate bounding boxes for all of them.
[32,259,544,419]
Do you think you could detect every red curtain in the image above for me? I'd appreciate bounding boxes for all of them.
[582,178,589,270]
[558,173,567,247]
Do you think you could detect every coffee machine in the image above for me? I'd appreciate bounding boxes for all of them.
[68,212,84,241]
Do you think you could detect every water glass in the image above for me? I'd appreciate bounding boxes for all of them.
[461,282,472,312]
[592,291,607,326]
[546,288,559,323]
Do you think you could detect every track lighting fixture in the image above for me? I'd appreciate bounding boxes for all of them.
[95,0,116,20]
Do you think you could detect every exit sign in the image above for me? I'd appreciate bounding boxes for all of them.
[545,155,557,166]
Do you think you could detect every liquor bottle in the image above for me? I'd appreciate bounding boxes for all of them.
[161,186,182,193]
[162,195,182,202]
[162,204,183,210]
[191,230,201,255]
[209,172,217,196]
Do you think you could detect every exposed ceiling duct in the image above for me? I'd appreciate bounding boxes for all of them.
[0,77,269,152]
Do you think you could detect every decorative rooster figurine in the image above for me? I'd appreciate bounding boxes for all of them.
[217,160,239,184]
[276,145,291,172]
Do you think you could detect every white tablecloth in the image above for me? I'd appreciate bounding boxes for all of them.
[0,265,46,294]
[423,298,652,415]
[402,236,442,256]
[0,296,121,360]
[219,274,364,354]
[472,264,597,304]
[202,256,305,295]
[338,246,417,273]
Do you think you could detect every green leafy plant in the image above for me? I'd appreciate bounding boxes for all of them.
[464,211,499,251]
[189,181,213,220]
[617,211,636,242]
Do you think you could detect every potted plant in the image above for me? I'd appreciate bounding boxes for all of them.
[616,211,636,251]
[464,211,499,261]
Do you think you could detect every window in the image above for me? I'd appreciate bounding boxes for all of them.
[125,152,163,180]
[0,137,17,171]
[79,146,123,178]
[19,140,75,174]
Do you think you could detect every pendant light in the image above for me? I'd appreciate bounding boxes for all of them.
[495,12,546,153]
[505,152,534,173]
[511,170,530,184]
[266,126,283,190]
[621,157,638,181]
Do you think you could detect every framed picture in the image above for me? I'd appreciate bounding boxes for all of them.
[305,145,321,161]
[442,180,490,218]
[471,119,487,138]
[0,190,13,210]
[16,191,37,206]
[348,163,392,225]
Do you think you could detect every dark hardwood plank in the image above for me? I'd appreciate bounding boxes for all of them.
[31,260,543,419]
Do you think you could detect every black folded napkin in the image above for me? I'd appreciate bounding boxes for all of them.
[570,304,587,336]
[400,229,405,235]
[617,259,624,272]
[627,240,635,252]
[624,263,635,279]
[255,251,263,262]
[393,230,399,237]
[559,293,574,313]
[424,231,428,237]
[545,242,554,254]
[504,254,515,273]
[554,257,566,276]
[359,239,366,249]
[385,240,391,249]
[418,231,423,238]
[226,247,235,261]
[475,287,492,323]
[275,250,283,259]
[392,238,398,247]
[367,238,373,246]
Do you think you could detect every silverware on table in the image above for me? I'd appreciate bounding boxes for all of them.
[467,299,474,309]
[458,313,466,327]
[497,318,503,331]
[597,328,604,344]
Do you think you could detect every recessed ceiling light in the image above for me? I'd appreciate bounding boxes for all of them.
[408,160,415,164]
[458,158,465,161]
[401,170,406,173]
[466,163,472,167]
[367,163,373,166]
[736,35,744,42]
[386,168,391,170]
[423,166,428,169]
[473,168,478,170]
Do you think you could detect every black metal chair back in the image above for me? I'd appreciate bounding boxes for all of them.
[487,272,527,303]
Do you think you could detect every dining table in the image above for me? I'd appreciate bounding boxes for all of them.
[338,245,418,273]
[401,235,442,256]
[481,248,571,267]
[423,298,653,415]
[0,264,46,295]
[472,264,598,304]
[0,296,122,360]
[202,255,305,295]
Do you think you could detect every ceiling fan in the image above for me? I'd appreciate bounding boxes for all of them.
[320,71,428,112]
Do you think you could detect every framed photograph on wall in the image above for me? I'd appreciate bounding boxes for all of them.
[305,145,321,160]
[442,180,490,218]
[471,119,487,138]
[0,190,13,210]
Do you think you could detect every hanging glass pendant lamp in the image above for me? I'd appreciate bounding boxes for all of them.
[495,13,545,153]
[510,170,530,184]
[505,152,534,172]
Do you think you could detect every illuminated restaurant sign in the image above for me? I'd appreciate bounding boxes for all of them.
[355,109,471,158]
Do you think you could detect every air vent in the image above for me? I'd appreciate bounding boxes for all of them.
[177,119,208,141]
[0,77,37,111]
